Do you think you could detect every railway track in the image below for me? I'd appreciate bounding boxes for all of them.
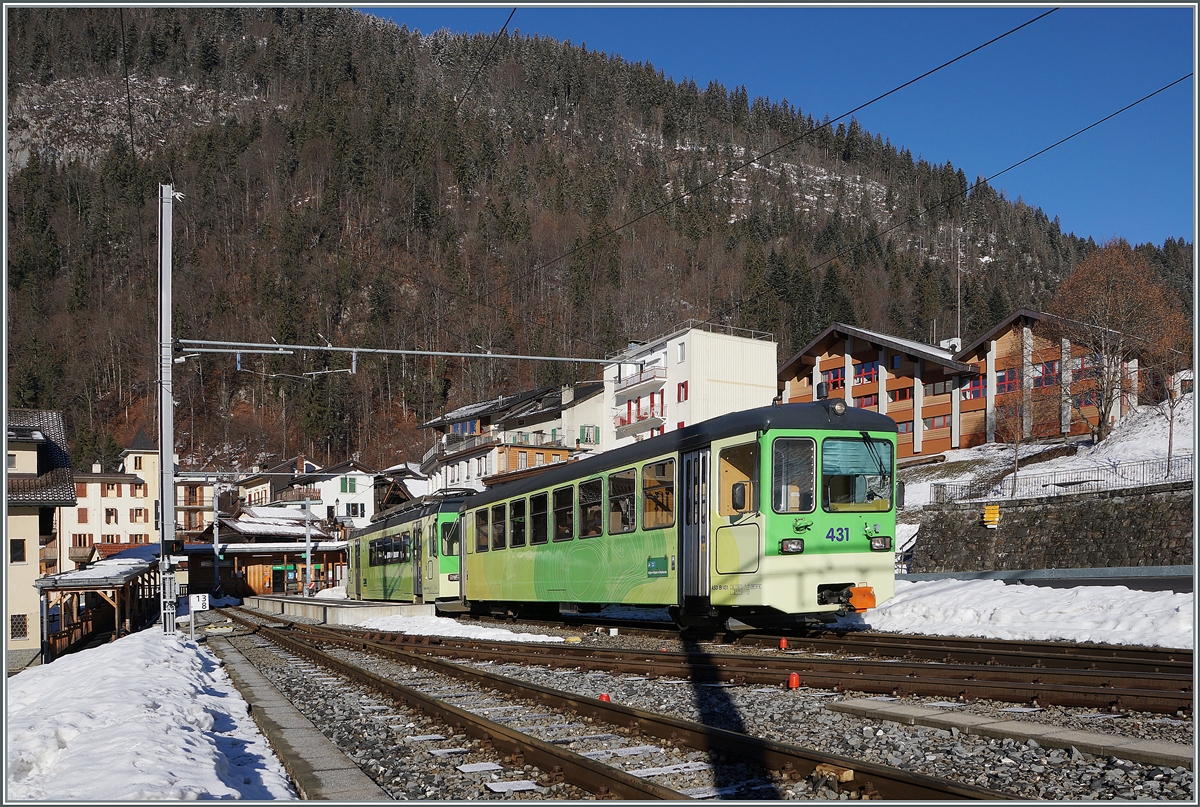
[279,616,1193,716]
[482,615,1193,675]
[225,607,1016,800]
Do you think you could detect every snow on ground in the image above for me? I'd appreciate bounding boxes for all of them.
[898,394,1194,512]
[353,613,566,643]
[834,578,1194,650]
[5,629,296,801]
[314,584,348,600]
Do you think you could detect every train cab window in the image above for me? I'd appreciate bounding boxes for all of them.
[718,442,759,516]
[821,437,894,512]
[607,469,636,534]
[552,486,574,541]
[642,460,675,530]
[441,522,461,557]
[491,504,507,550]
[475,508,490,552]
[579,479,603,537]
[530,493,549,545]
[772,438,816,513]
[510,499,527,547]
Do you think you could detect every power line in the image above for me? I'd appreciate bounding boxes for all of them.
[706,72,1195,330]
[455,8,517,117]
[476,8,1060,302]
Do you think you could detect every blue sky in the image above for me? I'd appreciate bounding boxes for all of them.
[358,5,1195,247]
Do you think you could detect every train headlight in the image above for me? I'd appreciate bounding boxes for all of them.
[869,535,892,551]
[830,399,847,416]
[779,539,805,554]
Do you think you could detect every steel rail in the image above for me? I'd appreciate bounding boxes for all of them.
[230,615,686,799]
[238,613,1019,800]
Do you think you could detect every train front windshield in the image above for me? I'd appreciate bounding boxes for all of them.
[821,437,894,512]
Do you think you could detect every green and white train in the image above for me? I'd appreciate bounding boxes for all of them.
[347,492,466,608]
[348,400,900,629]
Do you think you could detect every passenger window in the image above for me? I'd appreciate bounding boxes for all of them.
[491,504,506,550]
[510,499,527,547]
[773,438,816,513]
[579,479,603,537]
[642,460,675,530]
[475,508,489,552]
[441,521,461,557]
[530,493,548,545]
[607,469,636,534]
[718,442,759,516]
[552,486,574,541]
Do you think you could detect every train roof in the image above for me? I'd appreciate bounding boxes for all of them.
[464,400,896,510]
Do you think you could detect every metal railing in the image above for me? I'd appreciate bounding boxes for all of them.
[506,431,564,448]
[614,403,667,430]
[276,487,321,503]
[931,454,1193,504]
[613,366,667,394]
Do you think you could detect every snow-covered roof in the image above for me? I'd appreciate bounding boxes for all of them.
[217,517,333,539]
[34,545,157,590]
[184,541,346,554]
[238,506,310,521]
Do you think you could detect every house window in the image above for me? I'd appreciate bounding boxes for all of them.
[130,508,148,523]
[105,508,119,524]
[995,368,1020,394]
[580,425,600,445]
[1073,390,1099,409]
[132,483,147,497]
[922,415,951,429]
[6,453,14,469]
[340,477,357,493]
[1033,361,1060,389]
[677,342,686,363]
[518,451,528,470]
[101,534,121,544]
[72,534,93,548]
[896,421,914,434]
[1183,379,1194,395]
[78,508,89,524]
[821,367,845,390]
[891,355,902,370]
[10,614,28,640]
[535,453,545,466]
[75,483,87,498]
[854,361,879,386]
[1074,354,1100,380]
[677,421,686,430]
[10,539,27,563]
[130,534,149,544]
[887,387,913,403]
[963,373,986,400]
[133,456,143,470]
[922,380,951,396]
[346,503,364,518]
[853,394,878,408]
[677,381,689,402]
[104,482,120,497]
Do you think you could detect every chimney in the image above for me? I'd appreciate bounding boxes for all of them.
[91,462,102,473]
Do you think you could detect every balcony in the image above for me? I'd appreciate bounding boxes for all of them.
[613,366,667,398]
[614,402,667,435]
[505,431,563,448]
[276,486,321,503]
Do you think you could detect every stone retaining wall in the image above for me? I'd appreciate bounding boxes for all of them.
[910,482,1194,573]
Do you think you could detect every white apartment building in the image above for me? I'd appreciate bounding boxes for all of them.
[601,321,778,449]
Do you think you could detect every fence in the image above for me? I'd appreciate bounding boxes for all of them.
[931,454,1193,504]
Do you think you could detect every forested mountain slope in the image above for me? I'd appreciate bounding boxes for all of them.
[6,8,1192,470]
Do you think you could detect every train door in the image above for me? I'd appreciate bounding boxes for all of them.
[413,523,425,600]
[679,448,710,608]
[422,519,438,600]
[352,540,362,600]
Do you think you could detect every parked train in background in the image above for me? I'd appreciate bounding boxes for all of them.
[347,399,901,629]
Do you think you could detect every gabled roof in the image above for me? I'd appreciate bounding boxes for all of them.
[955,308,1045,360]
[496,388,564,425]
[7,409,75,506]
[236,455,320,486]
[292,458,378,486]
[202,514,333,541]
[421,387,554,429]
[778,322,977,378]
[122,428,156,454]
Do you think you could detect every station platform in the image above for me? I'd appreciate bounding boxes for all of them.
[243,594,434,626]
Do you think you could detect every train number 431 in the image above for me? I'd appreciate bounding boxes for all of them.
[825,527,851,542]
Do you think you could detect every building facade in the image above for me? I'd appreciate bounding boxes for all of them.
[7,409,76,671]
